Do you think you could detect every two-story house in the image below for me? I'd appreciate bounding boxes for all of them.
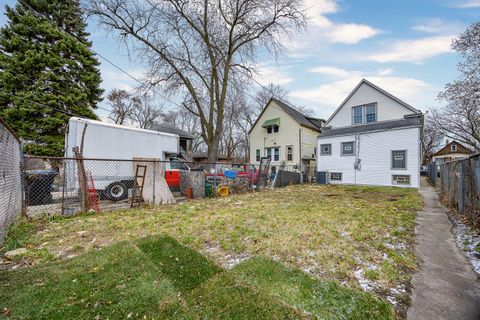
[249,98,324,179]
[317,79,423,188]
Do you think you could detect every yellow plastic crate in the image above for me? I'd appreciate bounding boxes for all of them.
[217,186,229,197]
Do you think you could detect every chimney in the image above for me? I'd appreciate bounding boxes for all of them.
[446,139,449,145]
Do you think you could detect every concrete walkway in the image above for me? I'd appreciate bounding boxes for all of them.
[407,180,480,320]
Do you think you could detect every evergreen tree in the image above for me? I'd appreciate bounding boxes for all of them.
[0,0,103,156]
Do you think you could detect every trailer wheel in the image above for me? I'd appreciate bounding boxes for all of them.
[106,182,128,201]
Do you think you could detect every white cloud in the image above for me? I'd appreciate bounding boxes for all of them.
[327,23,380,44]
[412,18,464,35]
[288,0,379,51]
[254,64,294,86]
[290,67,437,118]
[366,35,454,63]
[309,66,360,78]
[450,0,480,8]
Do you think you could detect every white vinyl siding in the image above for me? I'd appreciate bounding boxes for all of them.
[328,82,416,127]
[317,127,421,188]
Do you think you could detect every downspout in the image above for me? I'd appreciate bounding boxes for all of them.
[299,128,303,183]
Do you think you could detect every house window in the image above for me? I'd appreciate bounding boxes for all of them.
[341,142,355,156]
[266,125,279,134]
[353,106,363,124]
[366,104,377,123]
[451,144,457,152]
[256,149,260,162]
[392,175,410,185]
[286,146,293,161]
[265,147,280,161]
[352,103,377,124]
[320,144,331,156]
[330,172,342,181]
[391,150,407,169]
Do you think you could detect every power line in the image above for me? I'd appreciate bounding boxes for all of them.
[5,92,88,118]
[17,0,184,110]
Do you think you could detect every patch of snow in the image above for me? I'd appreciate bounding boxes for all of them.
[451,217,480,275]
[224,253,250,269]
[354,264,379,292]
[386,284,406,305]
[384,242,406,250]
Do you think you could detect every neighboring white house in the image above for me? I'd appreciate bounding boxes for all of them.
[317,79,423,188]
[431,140,472,164]
[249,98,324,180]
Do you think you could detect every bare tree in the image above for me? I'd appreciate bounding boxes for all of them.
[86,0,306,164]
[130,94,163,129]
[106,89,134,125]
[162,109,204,152]
[253,83,290,114]
[422,114,443,163]
[434,21,480,151]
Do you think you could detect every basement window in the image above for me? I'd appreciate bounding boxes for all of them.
[392,175,410,185]
[330,172,342,181]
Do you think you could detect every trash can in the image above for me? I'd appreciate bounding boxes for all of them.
[316,171,327,185]
[205,182,214,198]
[25,170,57,205]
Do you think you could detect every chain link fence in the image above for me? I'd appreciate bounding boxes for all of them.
[0,118,22,244]
[439,154,480,228]
[22,156,316,217]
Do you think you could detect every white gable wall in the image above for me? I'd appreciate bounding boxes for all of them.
[249,100,319,166]
[317,127,421,188]
[327,83,415,128]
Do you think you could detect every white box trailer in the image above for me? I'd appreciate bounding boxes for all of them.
[65,117,179,200]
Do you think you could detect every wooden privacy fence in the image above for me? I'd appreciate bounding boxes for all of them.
[439,154,480,228]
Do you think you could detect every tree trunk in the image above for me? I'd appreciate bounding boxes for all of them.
[207,135,221,167]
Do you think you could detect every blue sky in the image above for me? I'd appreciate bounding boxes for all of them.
[1,0,480,120]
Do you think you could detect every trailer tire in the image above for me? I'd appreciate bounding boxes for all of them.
[106,182,128,201]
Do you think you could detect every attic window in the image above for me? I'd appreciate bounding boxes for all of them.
[451,144,457,152]
[352,103,377,124]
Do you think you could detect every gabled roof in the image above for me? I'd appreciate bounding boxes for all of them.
[431,140,473,157]
[249,98,324,134]
[326,79,422,125]
[319,115,422,138]
[151,122,195,140]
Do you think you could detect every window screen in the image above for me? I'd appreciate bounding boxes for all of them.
[286,146,293,161]
[341,142,354,156]
[274,147,280,161]
[330,172,342,181]
[256,149,260,162]
[393,175,410,185]
[365,104,377,123]
[320,144,331,155]
[392,150,407,169]
[353,106,363,124]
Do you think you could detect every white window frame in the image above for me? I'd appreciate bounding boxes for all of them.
[451,144,457,152]
[286,145,293,161]
[330,172,342,181]
[351,103,377,125]
[265,147,280,161]
[266,125,279,134]
[256,149,261,162]
[392,175,410,185]
[391,150,407,170]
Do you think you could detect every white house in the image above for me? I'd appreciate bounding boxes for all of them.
[317,79,423,188]
[249,98,324,180]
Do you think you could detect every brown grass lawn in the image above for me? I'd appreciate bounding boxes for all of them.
[2,184,422,316]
